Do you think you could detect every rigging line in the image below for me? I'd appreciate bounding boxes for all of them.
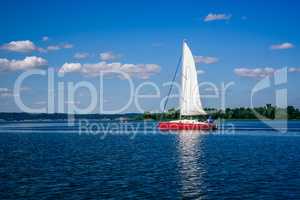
[161,55,182,117]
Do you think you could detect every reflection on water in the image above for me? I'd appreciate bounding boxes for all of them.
[177,131,207,199]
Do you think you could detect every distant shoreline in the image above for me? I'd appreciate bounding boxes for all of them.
[0,112,142,122]
[1,105,300,121]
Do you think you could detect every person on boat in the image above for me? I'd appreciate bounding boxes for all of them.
[207,116,214,124]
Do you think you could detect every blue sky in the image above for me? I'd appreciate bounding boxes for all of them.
[0,0,300,113]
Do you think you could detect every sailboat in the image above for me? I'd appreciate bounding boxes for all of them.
[158,41,217,131]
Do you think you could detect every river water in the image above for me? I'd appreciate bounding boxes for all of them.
[0,120,300,199]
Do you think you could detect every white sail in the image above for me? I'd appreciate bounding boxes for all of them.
[180,42,206,116]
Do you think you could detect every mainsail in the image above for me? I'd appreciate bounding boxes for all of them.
[180,42,206,116]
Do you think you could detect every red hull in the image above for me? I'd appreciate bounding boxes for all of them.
[158,122,216,131]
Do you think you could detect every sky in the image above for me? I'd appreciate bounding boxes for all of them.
[0,0,300,113]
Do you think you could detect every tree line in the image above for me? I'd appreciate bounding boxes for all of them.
[143,104,300,120]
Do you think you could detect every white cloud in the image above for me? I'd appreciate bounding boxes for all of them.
[204,13,231,22]
[47,45,60,51]
[270,42,294,50]
[74,52,89,59]
[234,67,300,78]
[0,88,12,97]
[197,70,205,75]
[37,47,47,53]
[47,43,74,51]
[99,52,121,61]
[0,88,10,92]
[0,56,47,71]
[59,62,82,74]
[0,87,30,97]
[194,56,219,64]
[234,67,276,78]
[0,40,38,53]
[59,61,160,79]
[42,36,49,41]
[288,67,300,72]
[63,43,73,49]
[0,93,15,97]
[1,40,73,53]
[0,88,14,97]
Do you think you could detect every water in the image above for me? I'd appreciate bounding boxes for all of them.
[1,120,300,199]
